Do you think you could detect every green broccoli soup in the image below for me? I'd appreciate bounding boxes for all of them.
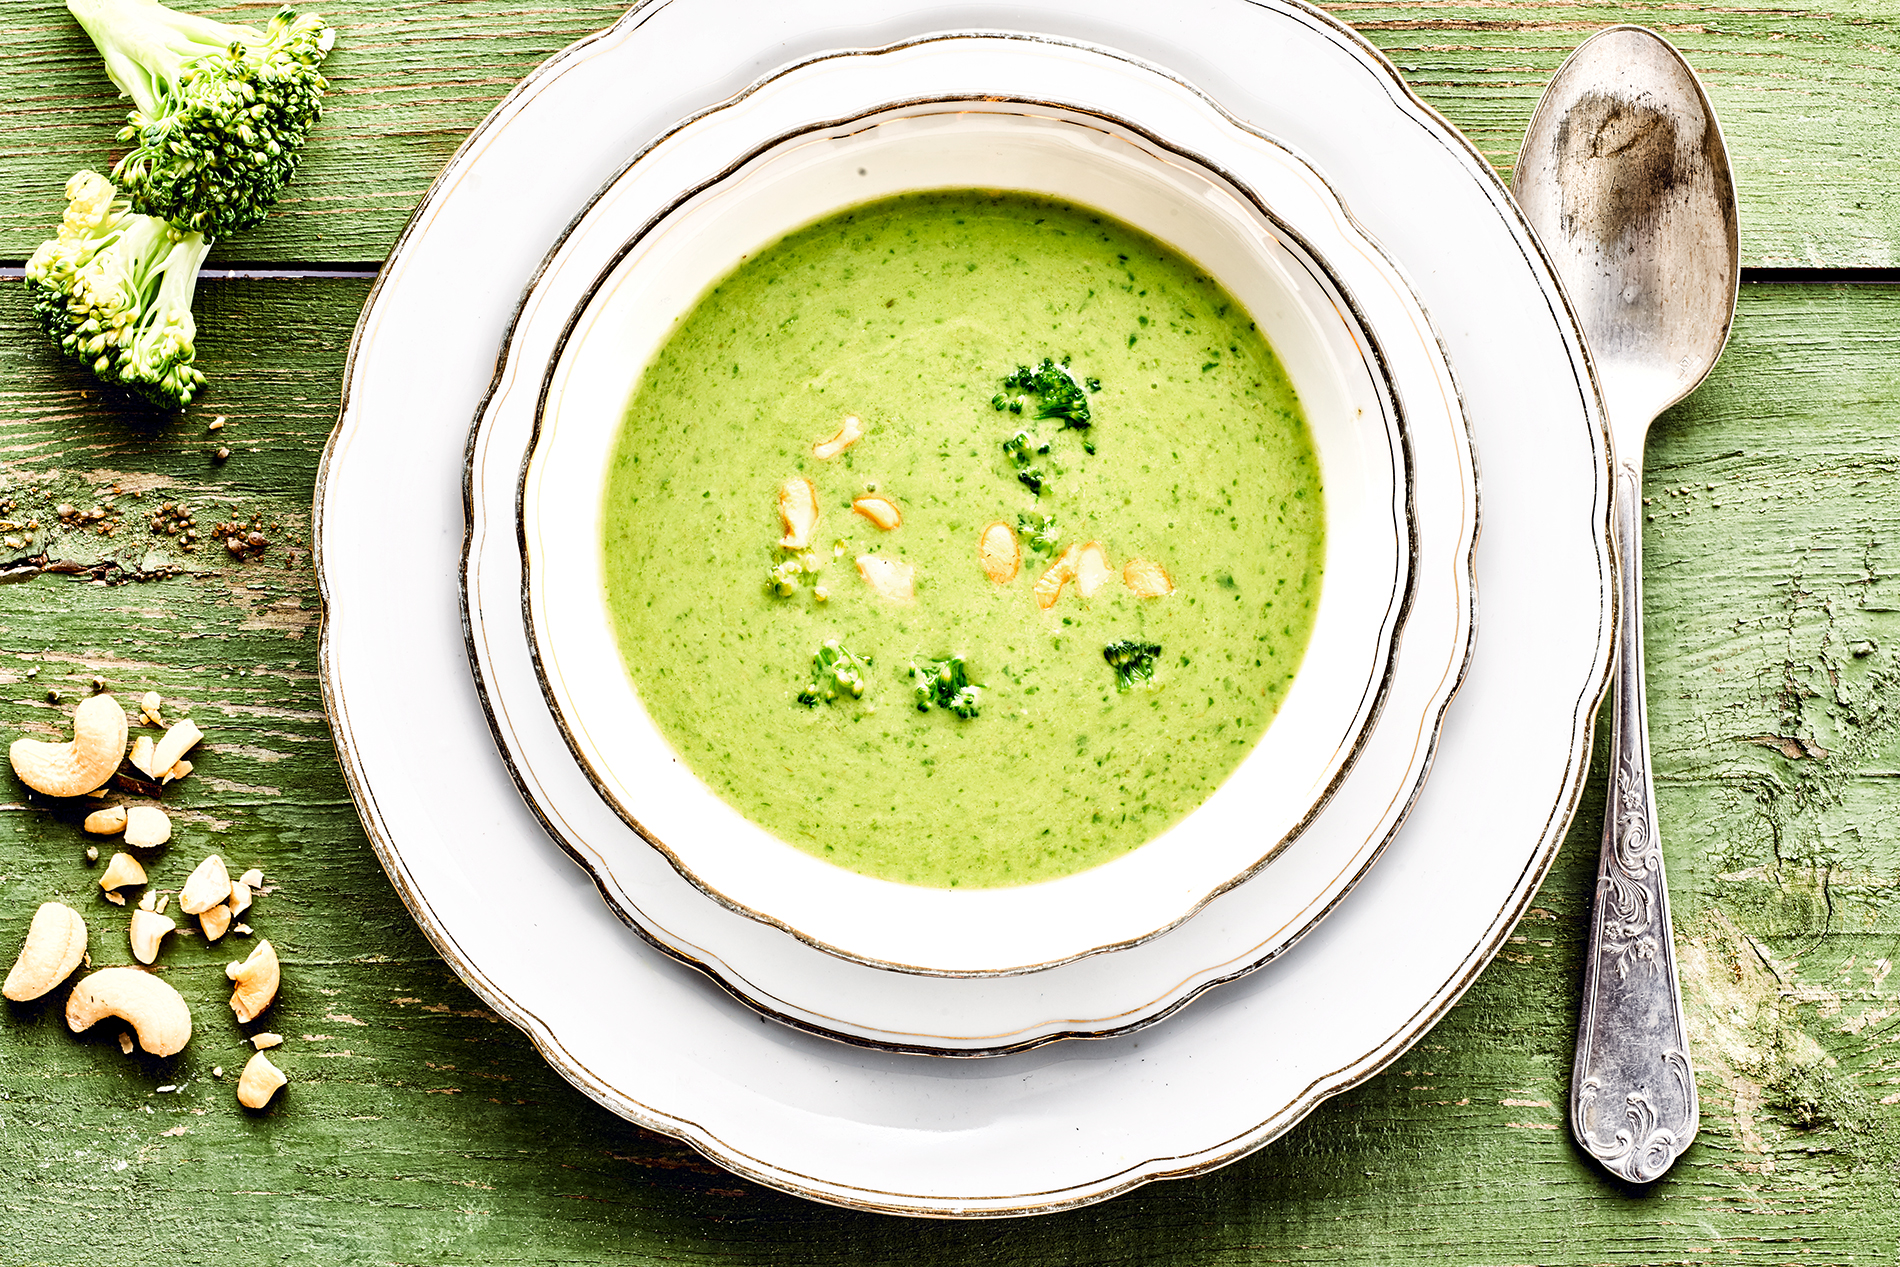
[601,190,1324,889]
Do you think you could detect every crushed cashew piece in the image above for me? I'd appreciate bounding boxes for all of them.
[812,414,864,460]
[3,902,88,1002]
[226,939,279,1023]
[99,851,147,895]
[251,1032,284,1050]
[179,854,232,915]
[83,805,127,835]
[978,522,1021,585]
[855,553,915,601]
[236,1051,286,1109]
[1033,543,1082,610]
[778,477,820,549]
[199,903,232,942]
[161,758,192,785]
[852,495,902,531]
[118,1032,135,1055]
[237,868,263,889]
[123,804,170,850]
[150,720,202,780]
[139,691,162,725]
[129,909,176,965]
[1075,542,1112,598]
[1123,557,1175,598]
[228,881,252,918]
[129,734,158,779]
[138,889,157,913]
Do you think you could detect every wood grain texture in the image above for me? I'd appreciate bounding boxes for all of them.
[4,268,1900,1258]
[1,1,1897,267]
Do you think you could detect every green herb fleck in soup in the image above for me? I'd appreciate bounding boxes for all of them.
[601,190,1323,889]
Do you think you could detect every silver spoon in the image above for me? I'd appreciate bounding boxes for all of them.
[1512,25,1739,1184]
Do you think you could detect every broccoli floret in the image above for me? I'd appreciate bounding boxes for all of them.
[999,357,1092,429]
[1002,429,1051,496]
[910,655,983,719]
[797,639,871,706]
[68,0,337,237]
[1016,511,1060,557]
[1103,640,1162,692]
[25,170,210,410]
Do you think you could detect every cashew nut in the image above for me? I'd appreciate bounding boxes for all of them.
[226,939,279,1023]
[778,477,819,549]
[99,851,147,899]
[129,734,158,779]
[199,902,232,942]
[238,868,263,889]
[3,902,88,1001]
[178,854,231,915]
[65,966,192,1056]
[128,909,176,965]
[852,494,902,531]
[139,691,162,725]
[83,805,127,835]
[1122,557,1175,598]
[252,1031,284,1050]
[236,1050,286,1108]
[1074,542,1112,598]
[150,720,201,778]
[978,521,1020,585]
[161,758,191,785]
[228,880,252,917]
[123,805,170,850]
[812,413,863,460]
[1033,542,1082,610]
[855,553,915,602]
[9,693,127,798]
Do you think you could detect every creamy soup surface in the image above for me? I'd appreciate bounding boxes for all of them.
[601,190,1324,889]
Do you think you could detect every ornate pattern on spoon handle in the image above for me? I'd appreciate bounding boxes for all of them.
[1572,464,1698,1183]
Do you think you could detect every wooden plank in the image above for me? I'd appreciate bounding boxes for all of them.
[1,1,1897,268]
[1327,2,1900,270]
[1,274,1899,1257]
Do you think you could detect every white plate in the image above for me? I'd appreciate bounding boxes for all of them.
[318,0,1611,1216]
[510,42,1469,984]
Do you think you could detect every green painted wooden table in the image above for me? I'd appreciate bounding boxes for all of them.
[4,2,1899,1261]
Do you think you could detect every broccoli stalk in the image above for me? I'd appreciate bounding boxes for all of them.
[1103,640,1162,692]
[67,0,336,237]
[910,655,983,719]
[25,170,210,410]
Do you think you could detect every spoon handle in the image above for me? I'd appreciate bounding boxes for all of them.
[1572,462,1699,1183]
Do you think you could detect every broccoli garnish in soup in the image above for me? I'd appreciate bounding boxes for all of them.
[1016,511,1060,557]
[797,639,871,706]
[1103,640,1163,692]
[909,655,983,719]
[998,357,1092,429]
[1000,429,1051,496]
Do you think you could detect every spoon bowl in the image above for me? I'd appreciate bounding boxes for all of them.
[1515,25,1740,439]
